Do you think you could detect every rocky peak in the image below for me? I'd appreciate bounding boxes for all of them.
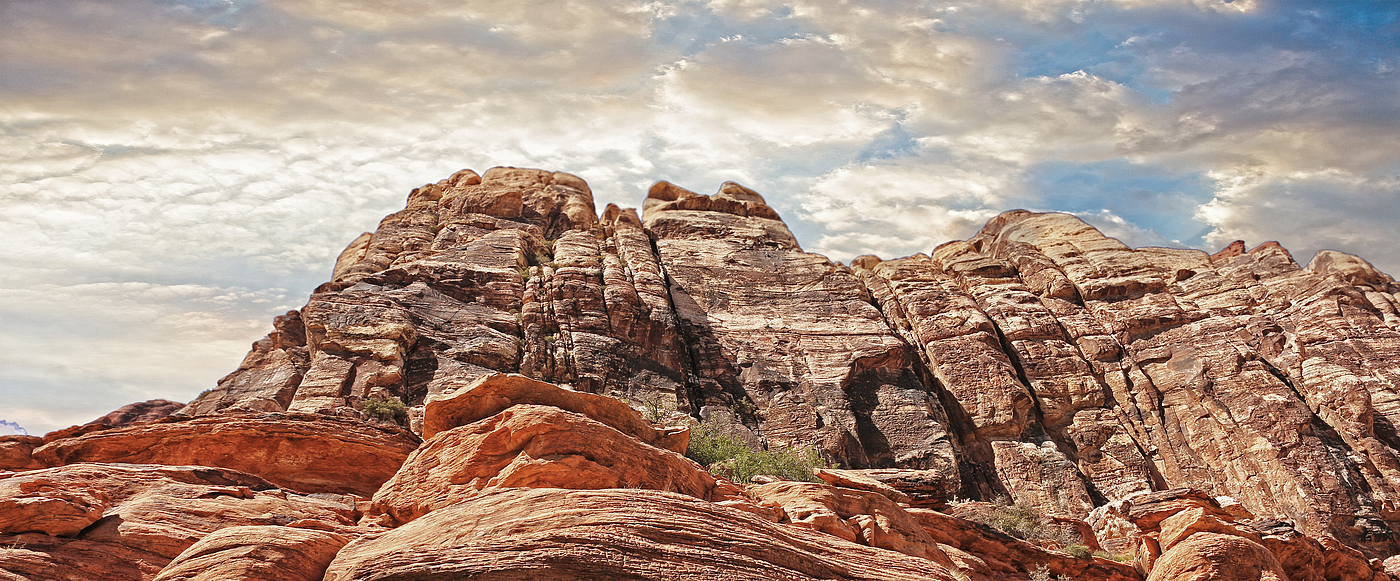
[7,166,1400,580]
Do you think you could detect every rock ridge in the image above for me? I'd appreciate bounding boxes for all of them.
[9,165,1400,580]
[170,167,1400,558]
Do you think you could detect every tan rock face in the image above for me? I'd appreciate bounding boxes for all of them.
[189,166,692,428]
[30,414,420,496]
[643,181,958,477]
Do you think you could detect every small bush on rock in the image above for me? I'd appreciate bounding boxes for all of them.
[975,497,1082,546]
[1064,544,1092,559]
[684,420,830,484]
[363,396,408,423]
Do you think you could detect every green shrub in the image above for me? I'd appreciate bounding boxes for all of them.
[363,396,408,423]
[684,420,830,484]
[1064,544,1092,559]
[976,497,1082,546]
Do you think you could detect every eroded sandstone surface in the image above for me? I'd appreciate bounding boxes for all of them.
[11,166,1400,579]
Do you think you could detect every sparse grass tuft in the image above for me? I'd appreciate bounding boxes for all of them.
[974,497,1082,546]
[1064,544,1092,559]
[684,420,831,484]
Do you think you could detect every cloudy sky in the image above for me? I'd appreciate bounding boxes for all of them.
[3,0,1398,435]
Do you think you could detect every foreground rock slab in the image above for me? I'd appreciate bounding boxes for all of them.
[371,403,715,525]
[31,414,420,496]
[151,525,349,581]
[0,463,359,581]
[328,487,962,581]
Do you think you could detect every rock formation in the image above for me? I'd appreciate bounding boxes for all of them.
[5,165,1400,579]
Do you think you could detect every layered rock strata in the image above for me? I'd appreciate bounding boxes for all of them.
[5,370,1395,580]
[146,166,1400,560]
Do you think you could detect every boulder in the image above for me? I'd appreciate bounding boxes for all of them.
[151,525,349,581]
[421,373,688,453]
[0,463,358,578]
[0,436,44,472]
[31,414,420,496]
[371,404,714,525]
[327,487,963,581]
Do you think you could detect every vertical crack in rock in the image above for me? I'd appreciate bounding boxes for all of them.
[642,180,957,479]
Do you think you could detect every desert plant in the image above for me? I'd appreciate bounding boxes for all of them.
[636,395,672,423]
[362,396,408,423]
[729,397,759,418]
[1064,544,1092,559]
[975,497,1082,546]
[684,420,831,484]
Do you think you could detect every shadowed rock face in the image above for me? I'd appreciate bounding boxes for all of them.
[152,167,1400,560]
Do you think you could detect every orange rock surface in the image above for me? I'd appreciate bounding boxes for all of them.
[330,487,964,581]
[371,403,714,525]
[30,413,419,496]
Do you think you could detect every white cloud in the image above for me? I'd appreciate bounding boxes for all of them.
[0,283,285,434]
[796,163,1008,262]
[1,0,1398,428]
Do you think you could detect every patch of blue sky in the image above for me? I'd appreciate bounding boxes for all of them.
[164,0,259,29]
[650,2,803,58]
[854,124,918,163]
[1023,160,1215,248]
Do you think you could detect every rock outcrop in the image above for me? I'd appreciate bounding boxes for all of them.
[29,414,420,496]
[0,464,361,579]
[16,165,1400,579]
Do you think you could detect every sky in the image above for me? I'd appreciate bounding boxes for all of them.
[3,0,1399,435]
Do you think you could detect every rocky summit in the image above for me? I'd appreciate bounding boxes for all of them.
[5,166,1400,580]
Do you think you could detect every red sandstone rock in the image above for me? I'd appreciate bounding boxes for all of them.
[420,373,688,453]
[906,507,1140,581]
[151,525,349,581]
[0,463,358,580]
[746,480,949,562]
[327,487,965,581]
[30,414,419,496]
[84,399,185,428]
[0,532,167,581]
[371,404,714,525]
[0,436,43,472]
[1145,532,1288,581]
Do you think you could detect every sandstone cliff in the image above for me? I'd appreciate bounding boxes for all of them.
[5,166,1400,580]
